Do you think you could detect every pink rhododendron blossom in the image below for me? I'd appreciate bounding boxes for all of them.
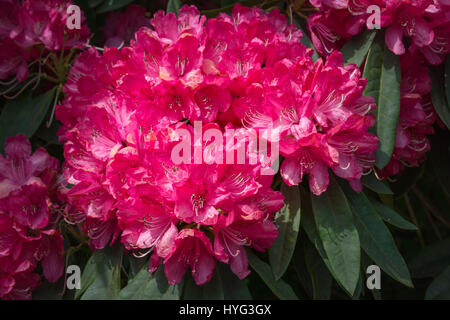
[0,0,90,82]
[233,51,378,195]
[56,4,307,284]
[0,135,64,300]
[307,0,449,65]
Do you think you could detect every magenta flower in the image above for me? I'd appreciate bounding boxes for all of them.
[0,135,64,299]
[0,0,90,82]
[164,228,215,286]
[214,217,278,279]
[0,135,58,198]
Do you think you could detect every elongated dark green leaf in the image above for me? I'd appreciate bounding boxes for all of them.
[0,88,55,153]
[247,250,298,300]
[166,0,182,14]
[311,177,360,295]
[341,183,413,287]
[301,188,361,298]
[363,32,401,168]
[409,238,450,279]
[96,0,134,13]
[304,241,332,300]
[117,265,181,300]
[80,243,123,300]
[361,174,393,195]
[269,183,301,280]
[369,198,417,230]
[300,187,334,276]
[430,66,450,129]
[341,30,376,67]
[425,266,450,300]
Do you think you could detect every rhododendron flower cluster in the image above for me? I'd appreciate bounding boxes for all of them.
[307,0,450,65]
[55,3,380,285]
[0,135,64,299]
[0,0,90,82]
[377,52,437,177]
[233,51,379,194]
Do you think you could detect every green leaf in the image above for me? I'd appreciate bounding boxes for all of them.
[80,243,123,300]
[311,176,360,295]
[300,187,358,297]
[425,266,450,300]
[299,187,334,276]
[304,241,332,300]
[341,183,413,288]
[409,238,450,279]
[341,30,377,67]
[0,88,55,153]
[96,0,134,14]
[117,265,182,300]
[363,32,401,169]
[247,250,298,300]
[269,183,301,280]
[166,0,182,14]
[369,197,417,230]
[430,66,450,129]
[361,174,393,195]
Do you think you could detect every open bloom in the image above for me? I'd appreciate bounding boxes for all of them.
[0,135,64,300]
[233,51,378,195]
